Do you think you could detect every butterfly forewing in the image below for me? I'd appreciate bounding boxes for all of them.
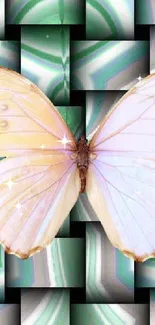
[88,74,155,262]
[0,68,76,157]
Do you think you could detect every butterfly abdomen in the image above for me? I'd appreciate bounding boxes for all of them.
[76,136,89,193]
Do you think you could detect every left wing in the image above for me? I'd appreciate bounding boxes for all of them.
[0,67,80,258]
[0,153,80,258]
[87,74,155,262]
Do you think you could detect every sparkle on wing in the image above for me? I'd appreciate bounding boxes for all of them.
[15,202,24,216]
[15,202,23,211]
[57,134,72,149]
[40,144,45,150]
[5,179,16,191]
[137,75,143,82]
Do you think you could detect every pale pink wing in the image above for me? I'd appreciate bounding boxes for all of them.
[0,68,80,258]
[87,74,155,262]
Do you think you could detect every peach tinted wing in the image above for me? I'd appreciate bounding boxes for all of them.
[87,74,155,262]
[0,67,76,157]
[0,68,80,258]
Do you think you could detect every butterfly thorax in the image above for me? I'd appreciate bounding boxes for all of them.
[76,136,89,193]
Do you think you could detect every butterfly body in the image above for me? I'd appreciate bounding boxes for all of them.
[76,136,89,193]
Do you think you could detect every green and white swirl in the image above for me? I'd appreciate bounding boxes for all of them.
[71,303,148,325]
[136,258,155,287]
[151,290,155,325]
[86,224,134,303]
[0,248,4,302]
[72,41,149,90]
[0,0,4,39]
[0,304,19,324]
[6,0,83,25]
[21,289,69,325]
[6,238,84,288]
[86,0,134,39]
[0,41,19,71]
[150,27,155,73]
[136,0,155,24]
[21,26,69,105]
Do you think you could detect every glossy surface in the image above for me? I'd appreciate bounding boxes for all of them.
[7,239,84,287]
[86,0,134,40]
[86,223,134,302]
[0,0,4,39]
[136,0,155,24]
[21,289,69,325]
[6,0,84,25]
[72,41,148,90]
[21,26,70,105]
[71,303,148,325]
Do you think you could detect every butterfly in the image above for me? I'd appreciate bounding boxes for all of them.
[0,67,155,262]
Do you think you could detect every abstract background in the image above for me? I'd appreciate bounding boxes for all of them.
[0,0,154,323]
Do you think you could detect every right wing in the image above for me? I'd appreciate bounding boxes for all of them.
[87,74,155,262]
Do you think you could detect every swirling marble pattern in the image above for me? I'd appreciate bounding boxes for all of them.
[21,289,69,325]
[0,248,4,302]
[0,0,4,39]
[71,303,149,325]
[71,194,98,222]
[6,239,84,287]
[86,0,134,40]
[21,26,69,105]
[136,0,155,24]
[6,0,84,25]
[86,224,134,302]
[0,41,20,71]
[151,290,155,325]
[71,41,149,90]
[57,106,84,141]
[136,259,155,287]
[150,26,155,73]
[0,304,19,325]
[150,305,155,325]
